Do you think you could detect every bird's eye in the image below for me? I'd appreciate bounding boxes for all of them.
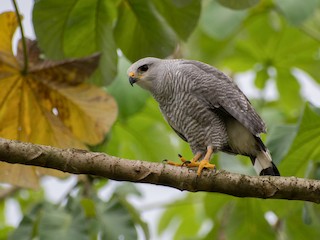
[138,64,149,72]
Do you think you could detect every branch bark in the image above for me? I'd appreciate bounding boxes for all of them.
[0,138,319,203]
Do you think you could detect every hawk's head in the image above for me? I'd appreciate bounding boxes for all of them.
[127,57,162,91]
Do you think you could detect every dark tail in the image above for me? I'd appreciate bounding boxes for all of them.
[250,150,280,176]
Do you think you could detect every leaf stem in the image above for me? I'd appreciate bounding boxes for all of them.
[12,0,28,75]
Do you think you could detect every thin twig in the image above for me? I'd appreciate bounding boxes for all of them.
[12,0,28,75]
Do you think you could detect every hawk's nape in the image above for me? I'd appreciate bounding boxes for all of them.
[127,57,280,177]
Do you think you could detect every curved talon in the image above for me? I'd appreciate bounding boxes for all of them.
[162,159,168,163]
[181,161,191,167]
[178,154,187,162]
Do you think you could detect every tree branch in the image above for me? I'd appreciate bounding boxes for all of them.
[0,138,319,203]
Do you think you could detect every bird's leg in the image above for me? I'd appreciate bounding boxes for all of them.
[196,146,215,176]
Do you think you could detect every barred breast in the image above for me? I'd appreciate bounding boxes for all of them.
[161,94,228,155]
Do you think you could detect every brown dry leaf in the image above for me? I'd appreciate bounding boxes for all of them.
[0,12,118,188]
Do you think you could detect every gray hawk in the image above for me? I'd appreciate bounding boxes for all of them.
[127,57,280,176]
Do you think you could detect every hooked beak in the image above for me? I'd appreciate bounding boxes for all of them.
[129,76,137,86]
[128,71,137,86]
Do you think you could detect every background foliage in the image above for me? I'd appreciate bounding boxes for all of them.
[1,0,320,239]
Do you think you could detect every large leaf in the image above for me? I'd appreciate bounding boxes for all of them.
[217,0,260,10]
[280,104,320,176]
[113,185,150,240]
[301,8,320,42]
[9,202,44,240]
[33,0,118,85]
[200,0,247,40]
[254,66,269,89]
[8,216,35,240]
[152,0,201,40]
[285,204,320,240]
[266,125,297,165]
[224,11,316,70]
[276,69,301,114]
[184,28,237,69]
[225,199,276,240]
[97,196,137,240]
[0,12,117,188]
[114,0,177,61]
[275,0,318,25]
[11,193,141,240]
[203,194,234,239]
[222,11,320,114]
[38,203,89,240]
[158,193,205,239]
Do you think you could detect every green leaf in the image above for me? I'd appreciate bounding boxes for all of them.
[9,216,35,240]
[294,17,320,83]
[152,0,201,40]
[204,194,234,222]
[184,28,237,68]
[97,197,137,240]
[225,199,276,240]
[80,198,96,218]
[33,0,115,58]
[226,10,319,70]
[200,0,247,40]
[0,226,14,240]
[88,0,118,85]
[266,125,297,165]
[38,203,89,240]
[107,57,150,120]
[222,10,319,111]
[275,0,318,25]
[158,193,205,239]
[254,66,269,89]
[303,202,320,225]
[114,0,177,61]
[217,0,260,10]
[301,8,320,42]
[280,104,320,176]
[9,202,45,240]
[33,0,118,85]
[203,194,234,239]
[115,188,150,240]
[33,0,78,59]
[276,69,302,114]
[205,197,279,240]
[285,205,320,240]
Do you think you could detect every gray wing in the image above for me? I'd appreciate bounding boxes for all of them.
[170,126,188,142]
[181,60,266,135]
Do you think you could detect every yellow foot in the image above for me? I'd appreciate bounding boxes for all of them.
[196,159,215,176]
[164,153,201,166]
[164,147,216,176]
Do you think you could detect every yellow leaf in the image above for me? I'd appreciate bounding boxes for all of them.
[0,12,118,188]
[0,12,19,66]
